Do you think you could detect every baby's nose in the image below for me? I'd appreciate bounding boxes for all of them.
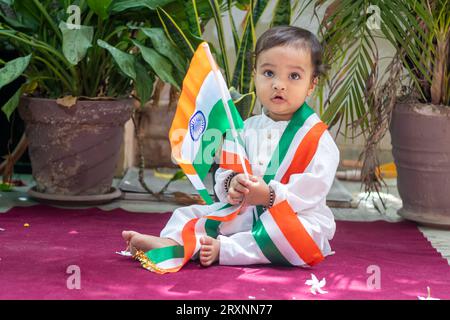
[272,81,286,90]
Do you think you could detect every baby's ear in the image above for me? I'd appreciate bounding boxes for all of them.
[307,77,318,96]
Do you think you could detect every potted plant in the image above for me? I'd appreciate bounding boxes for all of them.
[0,0,186,201]
[316,0,449,227]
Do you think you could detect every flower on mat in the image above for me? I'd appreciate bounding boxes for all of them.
[305,274,328,295]
[115,251,132,257]
[417,287,440,300]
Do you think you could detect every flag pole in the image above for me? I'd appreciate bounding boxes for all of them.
[202,43,249,179]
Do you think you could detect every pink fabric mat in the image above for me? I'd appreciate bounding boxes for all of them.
[0,205,449,300]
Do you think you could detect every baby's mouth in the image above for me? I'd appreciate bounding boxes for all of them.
[271,95,285,102]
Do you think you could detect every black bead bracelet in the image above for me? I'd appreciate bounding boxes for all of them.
[263,185,275,211]
[224,172,238,193]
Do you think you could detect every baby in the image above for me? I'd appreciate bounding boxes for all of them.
[123,26,339,271]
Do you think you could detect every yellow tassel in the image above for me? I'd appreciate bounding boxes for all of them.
[133,250,165,274]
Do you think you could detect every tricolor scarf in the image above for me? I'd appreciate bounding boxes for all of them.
[134,103,329,274]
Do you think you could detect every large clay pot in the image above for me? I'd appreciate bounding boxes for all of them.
[18,97,133,195]
[390,101,450,228]
[137,104,177,168]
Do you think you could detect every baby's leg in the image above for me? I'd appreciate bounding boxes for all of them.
[122,231,179,255]
[123,203,218,254]
[160,203,222,245]
[217,231,271,265]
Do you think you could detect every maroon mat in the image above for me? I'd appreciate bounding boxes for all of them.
[0,205,449,300]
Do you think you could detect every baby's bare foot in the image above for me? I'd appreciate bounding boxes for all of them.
[199,236,220,267]
[122,230,178,255]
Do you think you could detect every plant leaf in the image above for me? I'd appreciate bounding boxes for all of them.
[86,0,113,20]
[59,22,93,65]
[207,0,231,84]
[56,95,78,108]
[97,39,136,79]
[0,54,31,91]
[134,61,154,107]
[271,0,291,27]
[170,169,186,182]
[229,87,255,120]
[132,40,180,90]
[110,0,175,13]
[1,83,23,120]
[156,6,195,59]
[140,27,187,73]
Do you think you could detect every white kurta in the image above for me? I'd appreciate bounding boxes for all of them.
[160,107,340,266]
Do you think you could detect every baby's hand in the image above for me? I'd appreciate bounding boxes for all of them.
[227,173,250,205]
[241,175,270,207]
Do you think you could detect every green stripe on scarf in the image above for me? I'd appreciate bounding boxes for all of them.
[146,245,184,264]
[262,102,314,185]
[198,189,214,205]
[205,203,232,238]
[252,218,291,265]
[251,102,315,265]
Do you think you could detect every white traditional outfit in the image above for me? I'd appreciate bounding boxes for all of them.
[134,103,339,273]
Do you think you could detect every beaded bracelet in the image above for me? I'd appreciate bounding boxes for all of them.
[262,186,275,211]
[224,172,238,193]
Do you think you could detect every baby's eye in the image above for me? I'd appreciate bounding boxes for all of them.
[263,70,274,77]
[290,72,301,80]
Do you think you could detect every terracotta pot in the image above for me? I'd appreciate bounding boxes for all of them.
[18,97,133,195]
[137,104,177,167]
[390,101,450,228]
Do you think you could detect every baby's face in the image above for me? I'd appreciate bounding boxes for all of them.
[254,45,316,121]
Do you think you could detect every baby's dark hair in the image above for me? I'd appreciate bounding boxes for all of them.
[254,26,327,79]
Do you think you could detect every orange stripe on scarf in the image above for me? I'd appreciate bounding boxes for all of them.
[281,122,328,184]
[269,200,324,266]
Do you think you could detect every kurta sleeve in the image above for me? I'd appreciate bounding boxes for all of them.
[268,131,340,213]
[214,167,235,203]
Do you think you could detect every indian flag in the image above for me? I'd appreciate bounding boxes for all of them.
[169,42,244,204]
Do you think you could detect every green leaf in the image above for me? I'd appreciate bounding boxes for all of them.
[185,0,202,37]
[97,39,136,79]
[1,83,23,121]
[140,27,187,73]
[132,40,180,90]
[230,87,255,120]
[156,6,195,59]
[0,54,31,91]
[170,169,186,182]
[253,0,270,24]
[86,0,113,20]
[0,182,13,192]
[271,0,291,27]
[59,22,94,65]
[134,61,154,107]
[110,0,175,13]
[207,0,231,84]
